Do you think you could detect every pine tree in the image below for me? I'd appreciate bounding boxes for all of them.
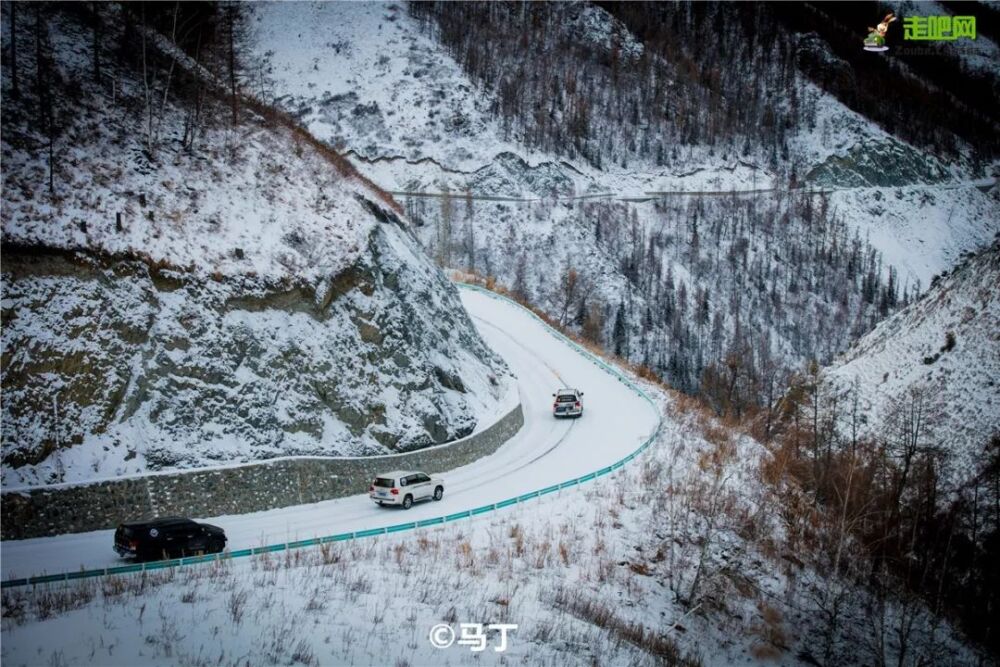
[612,305,627,357]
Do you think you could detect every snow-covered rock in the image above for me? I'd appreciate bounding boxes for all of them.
[0,4,513,487]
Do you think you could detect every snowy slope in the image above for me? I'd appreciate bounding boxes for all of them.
[250,0,999,395]
[251,2,902,194]
[826,183,999,289]
[251,1,525,173]
[1,289,982,666]
[823,240,1000,483]
[0,5,513,485]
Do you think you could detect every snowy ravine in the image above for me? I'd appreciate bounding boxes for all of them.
[821,240,1000,486]
[250,1,997,288]
[249,0,1000,397]
[0,6,514,486]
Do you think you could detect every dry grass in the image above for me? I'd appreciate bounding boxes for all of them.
[552,586,701,666]
[628,561,652,576]
[558,541,571,567]
[227,588,249,625]
[748,601,788,660]
[510,522,526,557]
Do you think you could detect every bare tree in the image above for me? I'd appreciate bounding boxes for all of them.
[437,188,453,268]
[33,4,55,194]
[226,1,239,125]
[140,3,154,154]
[91,1,101,83]
[152,2,180,149]
[553,265,582,327]
[8,1,19,99]
[884,386,939,531]
[665,432,737,609]
[463,188,475,271]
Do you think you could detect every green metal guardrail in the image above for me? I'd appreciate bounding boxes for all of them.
[0,284,663,590]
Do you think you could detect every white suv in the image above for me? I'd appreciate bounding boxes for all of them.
[369,470,445,509]
[552,388,584,418]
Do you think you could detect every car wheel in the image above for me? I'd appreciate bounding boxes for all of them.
[433,486,444,501]
[402,494,413,510]
[211,540,225,554]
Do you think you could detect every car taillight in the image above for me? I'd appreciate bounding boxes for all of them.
[553,403,558,409]
[390,488,399,495]
[369,486,374,492]
[129,540,138,550]
[575,402,581,408]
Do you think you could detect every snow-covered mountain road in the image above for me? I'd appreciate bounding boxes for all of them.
[388,177,998,204]
[1,287,660,581]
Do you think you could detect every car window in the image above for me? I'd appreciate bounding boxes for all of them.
[399,476,408,486]
[163,522,197,537]
[557,394,577,402]
[415,473,430,483]
[374,477,394,487]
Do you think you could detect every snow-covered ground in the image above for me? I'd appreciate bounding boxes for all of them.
[1,287,658,580]
[826,182,999,289]
[250,2,932,194]
[1,289,980,667]
[823,241,1000,485]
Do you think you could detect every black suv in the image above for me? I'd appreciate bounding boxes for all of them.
[114,517,227,561]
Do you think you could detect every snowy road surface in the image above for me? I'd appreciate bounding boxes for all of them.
[1,287,659,580]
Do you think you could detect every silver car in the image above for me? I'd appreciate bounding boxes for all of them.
[552,388,584,418]
[369,470,445,509]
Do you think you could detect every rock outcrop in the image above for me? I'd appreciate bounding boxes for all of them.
[1,217,513,486]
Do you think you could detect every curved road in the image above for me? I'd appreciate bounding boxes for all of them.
[1,288,659,580]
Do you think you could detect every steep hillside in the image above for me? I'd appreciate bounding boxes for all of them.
[822,240,1000,484]
[0,4,514,487]
[250,1,999,405]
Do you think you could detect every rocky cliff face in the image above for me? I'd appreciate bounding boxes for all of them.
[805,140,952,188]
[1,211,513,487]
[0,6,515,487]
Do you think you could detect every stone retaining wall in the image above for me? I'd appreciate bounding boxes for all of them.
[1,404,523,540]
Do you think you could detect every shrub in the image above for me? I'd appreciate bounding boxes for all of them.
[941,331,956,353]
[227,588,249,625]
